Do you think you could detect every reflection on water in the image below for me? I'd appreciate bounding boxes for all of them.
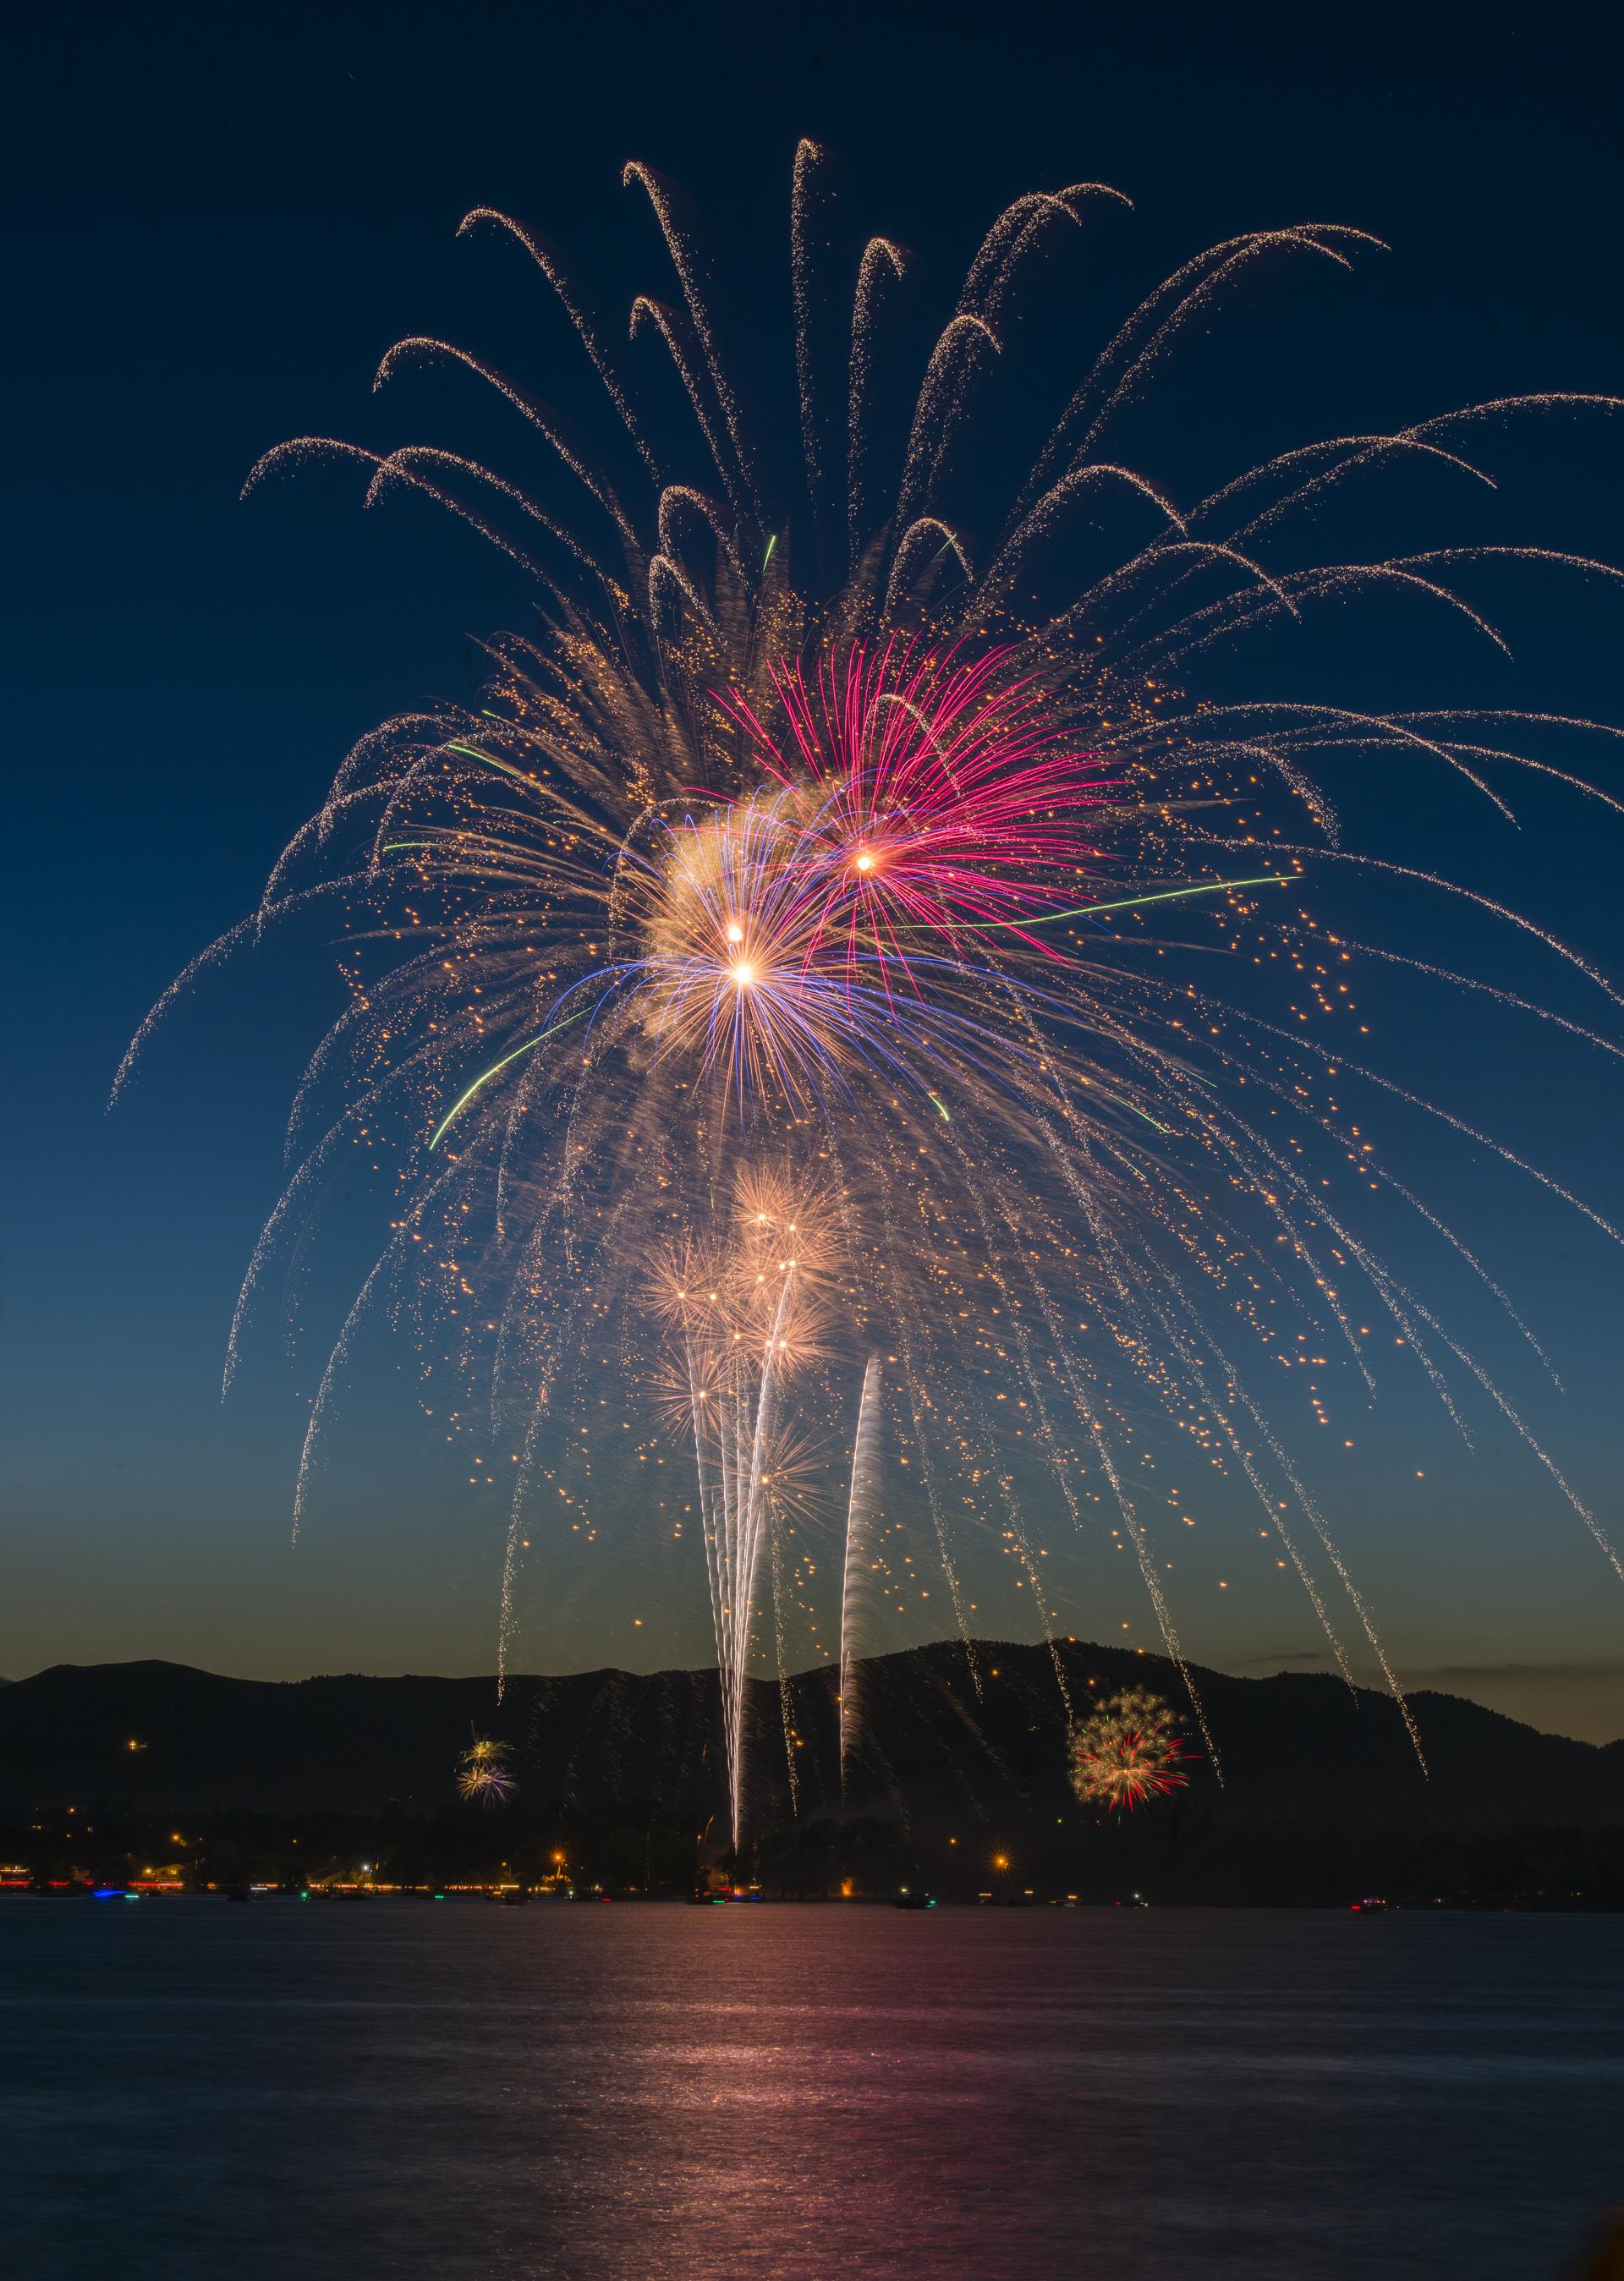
[1,1901,1620,2277]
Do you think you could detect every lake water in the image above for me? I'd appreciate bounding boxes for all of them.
[1,1900,1620,2277]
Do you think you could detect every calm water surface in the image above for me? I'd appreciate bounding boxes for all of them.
[1,1900,1620,2277]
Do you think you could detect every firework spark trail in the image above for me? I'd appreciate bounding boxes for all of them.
[727,1276,794,1842]
[791,138,839,550]
[1254,721,1624,829]
[1176,1050,1486,1448]
[1016,228,1363,513]
[489,1066,601,1421]
[1196,427,1499,551]
[1037,1132,1240,1777]
[372,337,644,549]
[767,1505,801,1819]
[1158,1275,1429,1766]
[1333,937,1624,1070]
[909,184,1124,513]
[109,884,361,1110]
[1021,1134,1224,1774]
[1122,1261,1363,1694]
[290,1199,432,1542]
[120,152,1624,1834]
[659,1198,824,1846]
[1196,989,1624,1254]
[496,1168,658,1694]
[1122,557,1518,674]
[1181,704,1524,822]
[223,1060,451,1398]
[1396,1291,1624,1587]
[838,1352,884,1795]
[455,206,666,480]
[847,235,908,564]
[1118,1079,1446,1750]
[686,1330,727,1675]
[865,1129,983,1689]
[1213,1036,1566,1385]
[929,1121,1084,1708]
[633,295,748,533]
[623,163,760,524]
[1001,975,1385,1709]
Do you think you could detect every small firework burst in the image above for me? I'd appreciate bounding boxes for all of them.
[457,1735,517,1805]
[1069,1687,1189,1812]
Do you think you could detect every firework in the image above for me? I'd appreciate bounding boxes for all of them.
[1069,1687,1189,1812]
[457,1736,517,1805]
[122,148,1624,1845]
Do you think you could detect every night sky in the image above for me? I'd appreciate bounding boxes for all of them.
[8,3,1624,1738]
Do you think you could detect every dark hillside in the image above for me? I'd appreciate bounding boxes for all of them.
[2,1640,1619,1832]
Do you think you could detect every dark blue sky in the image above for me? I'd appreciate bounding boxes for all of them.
[8,3,1624,1735]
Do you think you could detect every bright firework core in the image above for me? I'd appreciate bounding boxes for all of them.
[618,641,1112,1104]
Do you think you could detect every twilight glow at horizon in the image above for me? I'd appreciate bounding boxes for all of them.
[119,148,1624,1843]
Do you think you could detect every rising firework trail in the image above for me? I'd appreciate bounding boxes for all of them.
[838,1352,884,1800]
[657,1181,828,1846]
[120,146,1624,1839]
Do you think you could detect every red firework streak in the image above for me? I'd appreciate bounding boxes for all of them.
[716,639,1116,995]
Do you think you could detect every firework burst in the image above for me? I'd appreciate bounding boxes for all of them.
[457,1736,518,1805]
[121,146,1624,1845]
[1069,1687,1189,1812]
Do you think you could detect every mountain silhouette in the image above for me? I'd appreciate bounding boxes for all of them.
[2,1639,1619,1831]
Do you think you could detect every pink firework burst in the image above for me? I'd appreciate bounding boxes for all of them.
[717,639,1116,981]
